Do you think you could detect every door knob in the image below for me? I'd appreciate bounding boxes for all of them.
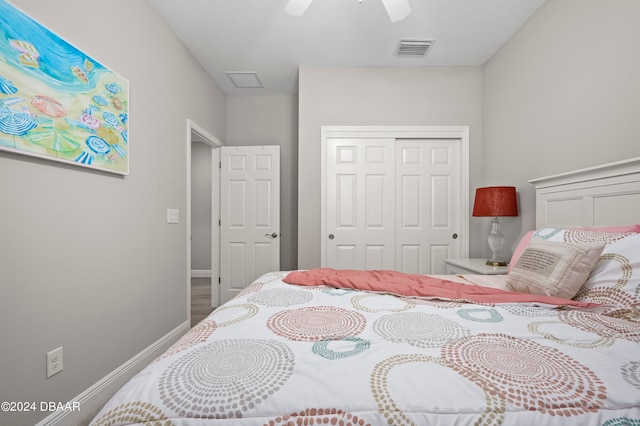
[328,234,334,240]
[265,232,278,238]
[452,233,458,239]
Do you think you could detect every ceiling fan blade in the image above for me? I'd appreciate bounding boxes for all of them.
[285,0,314,16]
[380,0,411,22]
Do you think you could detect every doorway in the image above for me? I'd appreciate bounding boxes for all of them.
[187,119,222,326]
[187,121,281,322]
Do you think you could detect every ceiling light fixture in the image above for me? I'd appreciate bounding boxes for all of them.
[285,0,411,23]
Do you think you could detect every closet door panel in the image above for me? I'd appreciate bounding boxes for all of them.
[326,138,395,270]
[396,139,461,274]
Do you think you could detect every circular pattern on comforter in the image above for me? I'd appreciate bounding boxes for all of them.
[156,320,217,361]
[574,287,638,306]
[374,312,470,349]
[214,303,258,327]
[621,361,640,390]
[603,418,640,426]
[559,310,640,342]
[370,354,505,426]
[312,336,370,360]
[91,401,170,426]
[457,308,503,323]
[266,407,368,425]
[351,293,415,313]
[248,287,313,307]
[158,339,294,419]
[267,306,366,341]
[442,333,607,416]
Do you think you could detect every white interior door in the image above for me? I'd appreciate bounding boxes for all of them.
[220,146,280,303]
[326,138,395,270]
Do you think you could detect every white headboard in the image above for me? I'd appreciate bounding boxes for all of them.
[529,157,640,228]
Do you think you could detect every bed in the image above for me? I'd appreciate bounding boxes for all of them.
[90,158,640,426]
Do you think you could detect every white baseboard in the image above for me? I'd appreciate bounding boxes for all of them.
[35,320,190,426]
[191,269,212,278]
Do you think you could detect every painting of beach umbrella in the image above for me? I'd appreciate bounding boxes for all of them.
[0,75,18,94]
[1,97,25,107]
[31,94,66,118]
[0,106,38,136]
[0,0,129,174]
[85,135,111,156]
[97,126,120,145]
[9,38,40,68]
[26,123,80,154]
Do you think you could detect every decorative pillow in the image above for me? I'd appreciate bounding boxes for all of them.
[507,225,639,272]
[573,233,640,307]
[508,230,536,272]
[505,240,605,299]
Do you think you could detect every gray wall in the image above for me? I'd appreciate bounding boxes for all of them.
[483,0,640,248]
[0,1,226,425]
[226,95,299,271]
[297,67,484,268]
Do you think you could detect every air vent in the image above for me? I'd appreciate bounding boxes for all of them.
[395,39,433,56]
[226,72,263,88]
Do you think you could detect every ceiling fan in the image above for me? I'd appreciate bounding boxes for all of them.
[285,0,412,23]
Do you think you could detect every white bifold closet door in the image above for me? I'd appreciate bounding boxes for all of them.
[325,138,461,274]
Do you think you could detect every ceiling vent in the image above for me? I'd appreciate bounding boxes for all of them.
[395,39,434,56]
[226,72,263,88]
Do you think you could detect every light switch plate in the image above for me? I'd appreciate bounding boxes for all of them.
[167,208,179,224]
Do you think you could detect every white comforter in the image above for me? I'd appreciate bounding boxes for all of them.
[90,271,640,425]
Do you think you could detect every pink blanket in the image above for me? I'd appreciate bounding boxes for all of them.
[283,268,598,308]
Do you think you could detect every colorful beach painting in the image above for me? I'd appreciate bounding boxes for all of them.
[0,0,129,175]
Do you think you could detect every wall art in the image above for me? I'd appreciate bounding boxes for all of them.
[0,0,129,174]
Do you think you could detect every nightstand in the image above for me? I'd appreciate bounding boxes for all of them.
[444,258,508,275]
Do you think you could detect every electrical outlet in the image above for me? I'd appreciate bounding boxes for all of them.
[46,346,63,378]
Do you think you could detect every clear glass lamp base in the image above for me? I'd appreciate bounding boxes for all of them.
[486,217,507,266]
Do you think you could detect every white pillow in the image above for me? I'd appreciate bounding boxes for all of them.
[574,233,640,306]
[506,240,605,300]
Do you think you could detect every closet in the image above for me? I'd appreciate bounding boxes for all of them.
[321,126,469,274]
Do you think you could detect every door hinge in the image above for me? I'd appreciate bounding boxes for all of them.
[218,277,221,284]
[219,161,221,169]
[218,219,221,227]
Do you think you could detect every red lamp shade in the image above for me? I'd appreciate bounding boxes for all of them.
[472,186,518,217]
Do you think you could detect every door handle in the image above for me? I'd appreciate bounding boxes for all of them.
[265,232,278,238]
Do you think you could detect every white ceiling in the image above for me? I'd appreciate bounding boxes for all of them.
[148,0,545,96]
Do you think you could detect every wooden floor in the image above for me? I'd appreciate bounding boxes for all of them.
[191,277,215,327]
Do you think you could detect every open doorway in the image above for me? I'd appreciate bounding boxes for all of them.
[187,119,222,327]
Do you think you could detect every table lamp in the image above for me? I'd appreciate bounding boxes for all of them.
[472,186,519,266]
